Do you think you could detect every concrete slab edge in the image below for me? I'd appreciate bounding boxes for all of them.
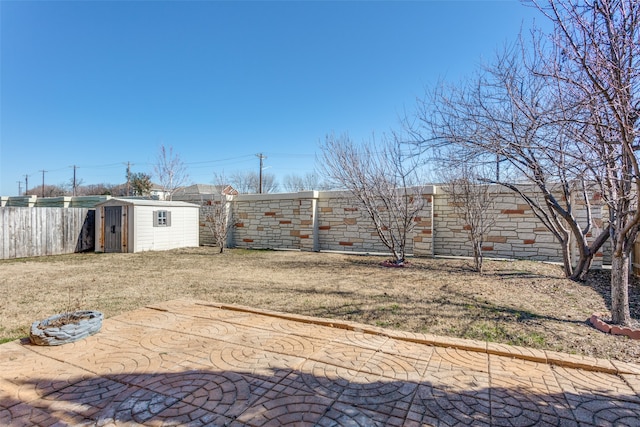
[183,300,636,376]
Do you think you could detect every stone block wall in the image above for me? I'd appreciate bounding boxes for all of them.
[433,186,606,266]
[198,204,216,247]
[227,189,436,256]
[434,192,561,261]
[315,190,435,256]
[571,191,610,265]
[2,187,612,266]
[232,193,310,250]
[316,194,395,254]
[221,185,609,266]
[411,194,435,256]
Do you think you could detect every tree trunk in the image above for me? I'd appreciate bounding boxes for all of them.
[558,238,574,279]
[570,228,609,282]
[569,250,593,282]
[472,239,483,274]
[610,252,632,326]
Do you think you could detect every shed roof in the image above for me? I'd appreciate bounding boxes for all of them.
[95,198,199,208]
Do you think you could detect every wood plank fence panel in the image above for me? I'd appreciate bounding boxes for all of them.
[0,208,9,259]
[0,208,94,260]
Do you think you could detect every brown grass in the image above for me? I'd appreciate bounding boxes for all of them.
[1,247,638,362]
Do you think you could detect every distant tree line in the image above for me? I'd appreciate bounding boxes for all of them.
[24,178,152,198]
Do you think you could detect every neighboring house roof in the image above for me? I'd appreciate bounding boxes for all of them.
[149,183,166,192]
[95,198,199,208]
[173,184,238,196]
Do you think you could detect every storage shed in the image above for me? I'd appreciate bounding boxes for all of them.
[95,198,199,253]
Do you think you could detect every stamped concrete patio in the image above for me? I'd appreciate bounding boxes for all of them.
[1,299,639,426]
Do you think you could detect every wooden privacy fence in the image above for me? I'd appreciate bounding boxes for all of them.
[0,208,94,260]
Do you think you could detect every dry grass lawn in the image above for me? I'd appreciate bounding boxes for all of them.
[1,247,638,362]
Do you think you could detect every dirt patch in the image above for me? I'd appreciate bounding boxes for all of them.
[0,247,638,362]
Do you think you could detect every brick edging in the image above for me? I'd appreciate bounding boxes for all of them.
[590,313,640,340]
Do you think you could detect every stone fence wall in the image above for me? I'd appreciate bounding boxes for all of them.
[432,187,609,266]
[2,186,610,266]
[191,185,608,266]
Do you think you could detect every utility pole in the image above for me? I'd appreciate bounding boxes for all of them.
[72,165,77,196]
[256,153,266,194]
[24,175,29,195]
[126,162,131,196]
[40,170,46,197]
[17,181,22,196]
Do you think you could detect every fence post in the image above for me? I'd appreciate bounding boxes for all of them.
[312,193,319,252]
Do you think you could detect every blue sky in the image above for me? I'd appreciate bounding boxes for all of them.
[1,0,545,195]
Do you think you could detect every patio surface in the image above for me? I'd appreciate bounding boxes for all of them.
[1,299,639,426]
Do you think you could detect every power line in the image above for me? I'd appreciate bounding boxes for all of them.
[13,151,318,192]
[264,152,315,158]
[185,154,255,166]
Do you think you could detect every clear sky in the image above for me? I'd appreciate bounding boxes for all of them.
[0,0,545,196]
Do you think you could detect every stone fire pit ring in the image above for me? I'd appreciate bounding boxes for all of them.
[29,310,104,346]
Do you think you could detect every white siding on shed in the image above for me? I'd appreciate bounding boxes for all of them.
[132,205,199,252]
[95,198,199,253]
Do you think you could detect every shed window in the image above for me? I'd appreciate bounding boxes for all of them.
[154,210,171,227]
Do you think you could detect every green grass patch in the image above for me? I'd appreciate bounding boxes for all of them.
[463,322,509,342]
[508,331,546,347]
[461,322,547,347]
[0,336,23,345]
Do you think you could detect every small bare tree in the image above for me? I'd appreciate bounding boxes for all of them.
[230,170,279,194]
[320,132,425,265]
[203,175,235,253]
[443,164,496,274]
[204,194,234,253]
[282,172,330,192]
[154,144,189,200]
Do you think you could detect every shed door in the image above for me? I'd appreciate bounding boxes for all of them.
[104,206,122,253]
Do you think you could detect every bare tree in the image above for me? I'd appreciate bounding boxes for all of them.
[228,171,252,194]
[76,183,113,196]
[202,173,236,253]
[282,172,330,192]
[230,171,279,194]
[411,41,609,282]
[25,184,67,197]
[442,164,496,274]
[413,0,638,325]
[282,174,304,192]
[525,0,640,326]
[154,144,189,200]
[320,132,425,265]
[106,183,129,197]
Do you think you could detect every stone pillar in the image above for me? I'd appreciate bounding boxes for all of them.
[299,191,319,252]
